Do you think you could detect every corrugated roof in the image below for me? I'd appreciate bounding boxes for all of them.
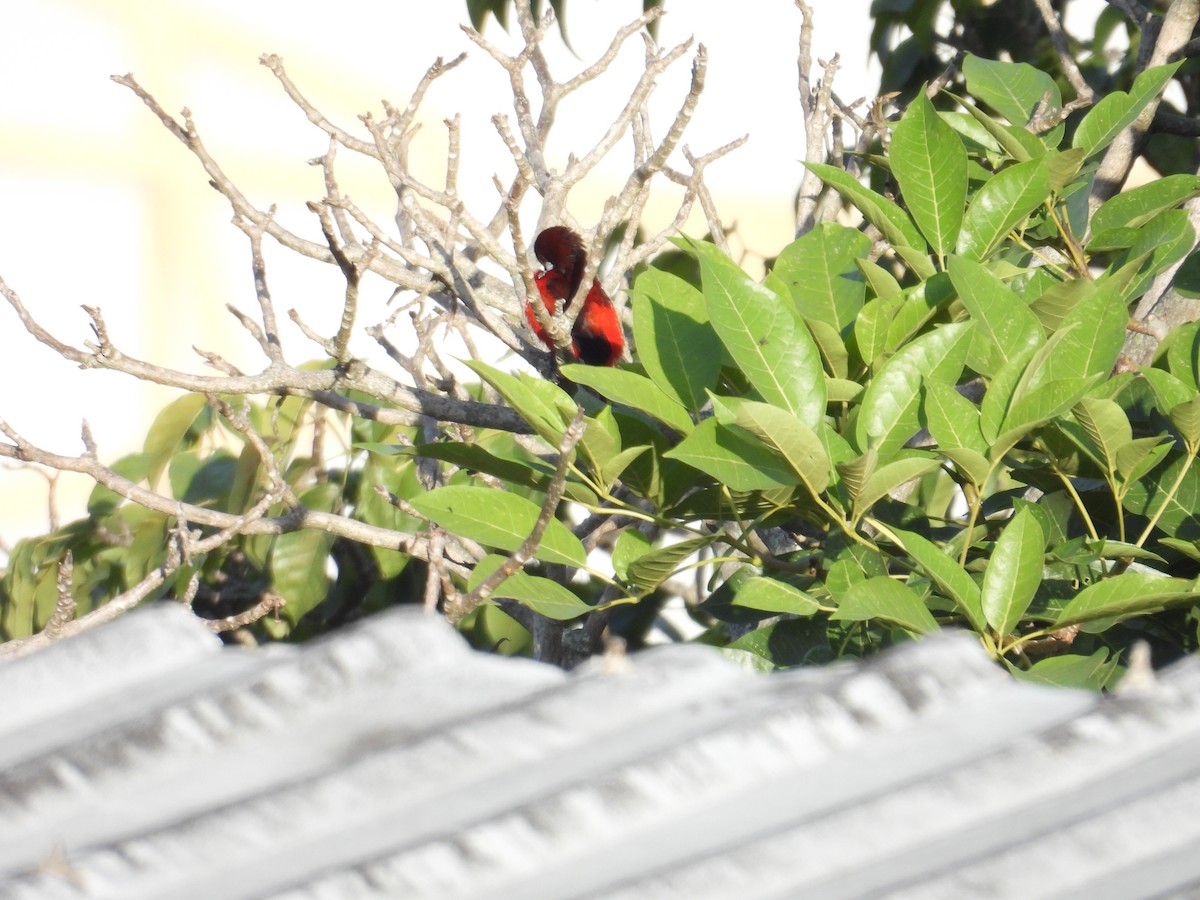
[2,605,1198,899]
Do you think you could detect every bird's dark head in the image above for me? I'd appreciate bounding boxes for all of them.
[533,226,587,303]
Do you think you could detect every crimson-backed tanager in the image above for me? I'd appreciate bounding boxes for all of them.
[524,226,624,367]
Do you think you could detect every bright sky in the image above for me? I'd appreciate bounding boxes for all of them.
[0,0,879,547]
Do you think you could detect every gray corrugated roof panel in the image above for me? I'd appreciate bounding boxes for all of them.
[1,604,1198,899]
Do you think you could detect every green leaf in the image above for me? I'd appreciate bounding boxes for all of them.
[994,376,1100,456]
[271,483,340,625]
[857,257,903,300]
[1015,649,1112,690]
[980,340,1041,444]
[732,576,821,616]
[410,485,586,567]
[772,224,870,334]
[625,534,718,592]
[561,365,694,434]
[941,447,992,487]
[401,441,553,491]
[963,55,1061,127]
[856,322,972,460]
[1072,397,1132,471]
[468,555,594,621]
[1102,210,1196,301]
[664,418,801,491]
[88,453,152,517]
[725,618,834,669]
[1167,320,1200,390]
[957,156,1053,260]
[855,296,902,367]
[1170,395,1200,445]
[924,380,988,456]
[630,267,722,412]
[1139,367,1195,416]
[1092,174,1200,235]
[1073,62,1183,158]
[854,454,941,518]
[683,238,826,429]
[950,92,1048,162]
[1031,282,1126,384]
[1054,572,1196,628]
[1124,452,1200,539]
[891,88,968,257]
[1116,434,1173,484]
[948,256,1042,376]
[891,528,986,631]
[143,393,209,486]
[466,360,574,445]
[804,163,931,263]
[830,576,939,634]
[1029,276,1094,333]
[612,529,652,582]
[711,396,831,495]
[980,506,1045,635]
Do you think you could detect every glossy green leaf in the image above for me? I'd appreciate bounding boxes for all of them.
[1029,276,1093,333]
[855,296,903,367]
[410,484,586,567]
[1103,210,1196,301]
[948,256,1042,376]
[772,224,870,333]
[1072,397,1132,471]
[805,162,929,256]
[625,534,718,592]
[612,529,652,582]
[469,555,594,620]
[665,417,801,491]
[143,393,208,486]
[561,365,694,434]
[857,258,903,300]
[732,576,821,616]
[1116,435,1173,484]
[1170,395,1200,445]
[831,576,939,634]
[271,483,340,625]
[951,92,1047,162]
[837,448,876,506]
[712,396,831,495]
[963,55,1061,127]
[1124,452,1200,539]
[466,360,573,445]
[980,506,1045,635]
[891,88,968,258]
[891,527,986,631]
[1167,321,1200,390]
[924,380,988,456]
[941,447,992,487]
[994,376,1099,457]
[1032,283,1126,385]
[856,322,971,460]
[685,238,826,429]
[1054,572,1196,628]
[855,454,941,518]
[957,156,1053,260]
[1140,367,1195,416]
[630,266,722,412]
[1073,62,1182,158]
[1015,649,1112,689]
[1092,174,1200,235]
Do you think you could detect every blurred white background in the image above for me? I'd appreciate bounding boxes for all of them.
[0,0,878,549]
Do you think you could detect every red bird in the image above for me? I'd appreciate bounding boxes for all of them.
[524,226,624,367]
